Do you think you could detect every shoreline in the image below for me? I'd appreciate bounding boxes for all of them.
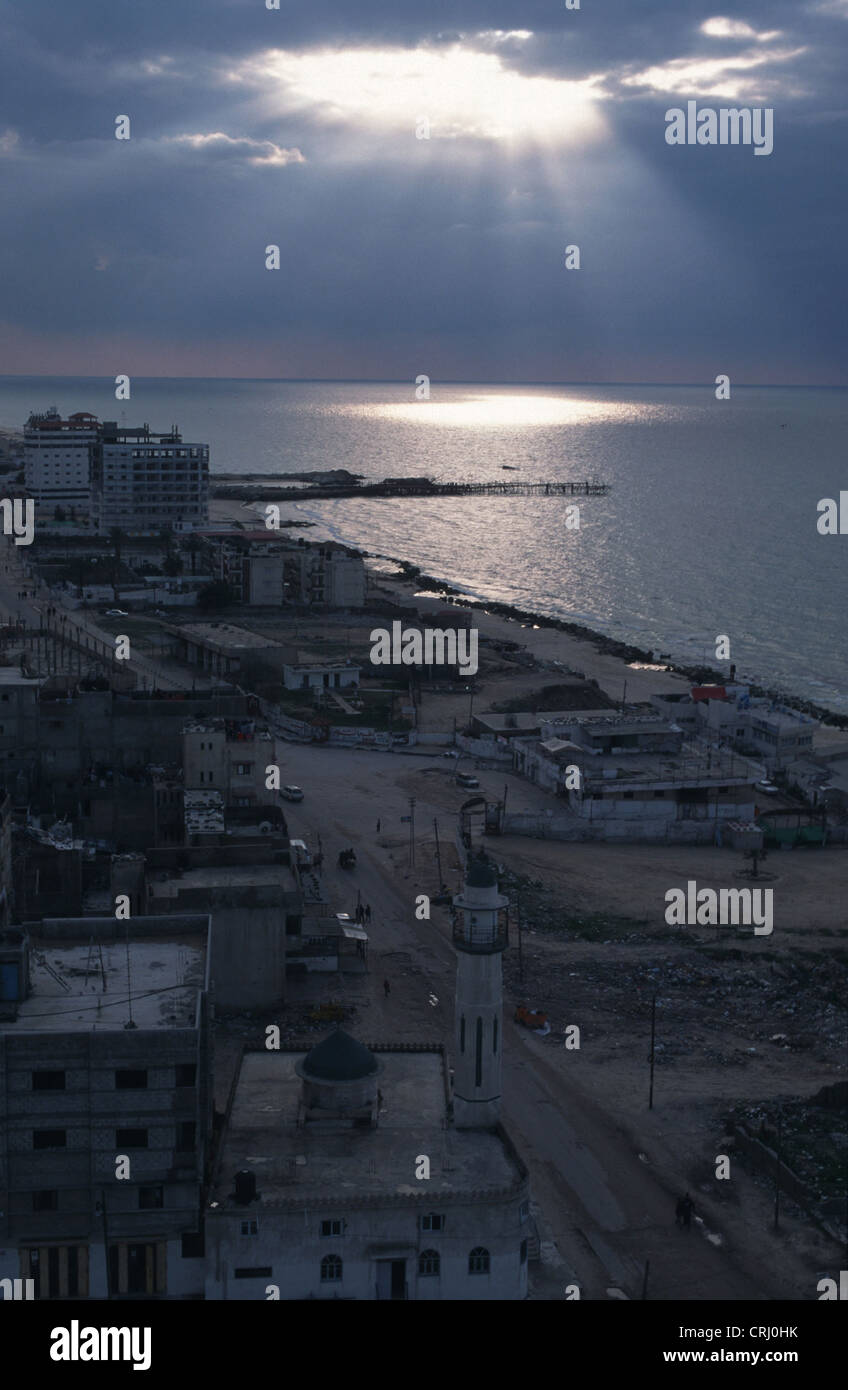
[209,494,848,728]
[370,556,848,729]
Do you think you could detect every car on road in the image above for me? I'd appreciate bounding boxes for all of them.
[456,772,480,789]
[442,749,460,758]
[105,609,128,617]
[756,780,779,794]
[280,785,304,802]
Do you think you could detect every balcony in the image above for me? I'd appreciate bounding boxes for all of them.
[452,917,507,953]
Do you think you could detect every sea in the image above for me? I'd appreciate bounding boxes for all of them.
[1,376,846,713]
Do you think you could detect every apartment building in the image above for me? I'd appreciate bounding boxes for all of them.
[0,914,212,1299]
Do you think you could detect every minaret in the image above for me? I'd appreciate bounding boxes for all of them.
[452,857,508,1128]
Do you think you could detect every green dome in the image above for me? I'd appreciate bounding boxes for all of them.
[302,1028,378,1081]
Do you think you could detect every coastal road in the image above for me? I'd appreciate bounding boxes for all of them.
[275,737,777,1301]
[0,530,189,691]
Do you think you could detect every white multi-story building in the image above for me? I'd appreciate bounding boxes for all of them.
[97,421,208,534]
[24,409,98,516]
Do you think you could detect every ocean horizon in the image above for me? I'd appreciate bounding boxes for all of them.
[3,375,847,714]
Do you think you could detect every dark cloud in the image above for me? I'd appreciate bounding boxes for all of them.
[0,0,845,381]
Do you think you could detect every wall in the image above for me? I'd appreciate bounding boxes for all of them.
[205,1190,528,1301]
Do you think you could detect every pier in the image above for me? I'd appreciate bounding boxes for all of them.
[211,477,610,502]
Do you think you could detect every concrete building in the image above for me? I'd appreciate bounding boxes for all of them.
[205,858,529,1300]
[182,717,282,807]
[97,421,208,534]
[24,409,98,516]
[692,687,817,772]
[280,648,360,693]
[204,1040,529,1301]
[0,914,212,1299]
[511,714,761,842]
[169,623,282,679]
[207,533,366,609]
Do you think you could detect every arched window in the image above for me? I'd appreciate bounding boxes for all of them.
[320,1254,342,1282]
[468,1247,490,1275]
[418,1249,440,1277]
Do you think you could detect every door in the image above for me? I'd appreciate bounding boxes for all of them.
[375,1259,407,1300]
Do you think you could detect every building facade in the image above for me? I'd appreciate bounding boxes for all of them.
[0,915,212,1299]
[24,409,98,515]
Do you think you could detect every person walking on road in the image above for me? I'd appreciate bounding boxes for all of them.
[365,904,371,923]
[677,1193,694,1229]
[376,819,381,834]
[383,978,390,998]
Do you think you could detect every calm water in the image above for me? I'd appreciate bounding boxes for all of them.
[2,377,846,711]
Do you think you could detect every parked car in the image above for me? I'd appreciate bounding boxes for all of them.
[457,773,480,789]
[442,749,460,758]
[280,785,304,802]
[105,608,128,617]
[756,781,779,794]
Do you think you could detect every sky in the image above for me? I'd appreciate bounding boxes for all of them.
[0,0,845,384]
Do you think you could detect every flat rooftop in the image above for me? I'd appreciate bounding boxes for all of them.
[211,1049,522,1207]
[7,920,209,1032]
[148,863,296,900]
[174,623,281,651]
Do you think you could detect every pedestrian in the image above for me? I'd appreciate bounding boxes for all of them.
[376,819,381,834]
[675,1196,685,1228]
[383,978,390,998]
[681,1193,694,1229]
[365,904,371,923]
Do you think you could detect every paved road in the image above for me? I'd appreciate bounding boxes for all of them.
[275,738,777,1301]
[0,531,194,691]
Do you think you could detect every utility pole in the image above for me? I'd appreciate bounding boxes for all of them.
[648,993,657,1110]
[516,894,523,983]
[773,1107,782,1231]
[433,819,444,891]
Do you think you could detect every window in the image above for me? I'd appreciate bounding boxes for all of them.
[33,1191,58,1212]
[622,791,634,800]
[176,1064,196,1087]
[418,1249,440,1277]
[320,1219,343,1237]
[468,1247,490,1275]
[420,1213,445,1232]
[520,1239,528,1264]
[116,1128,148,1148]
[177,1121,196,1151]
[32,1070,65,1091]
[33,1129,66,1150]
[181,1231,205,1259]
[234,1267,272,1279]
[115,1069,148,1089]
[240,1219,258,1236]
[138,1186,163,1210]
[519,1201,529,1224]
[320,1254,343,1283]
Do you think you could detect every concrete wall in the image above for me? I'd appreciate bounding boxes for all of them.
[205,1190,529,1300]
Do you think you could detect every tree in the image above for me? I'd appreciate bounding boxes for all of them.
[196,580,235,612]
[163,554,183,577]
